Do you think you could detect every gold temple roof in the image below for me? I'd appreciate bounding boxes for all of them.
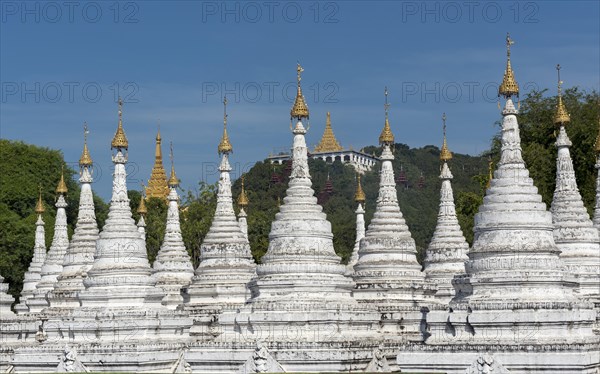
[237,175,249,208]
[290,63,309,120]
[314,112,343,152]
[146,126,169,199]
[111,98,129,149]
[553,64,570,125]
[354,174,366,203]
[439,113,452,162]
[498,33,520,99]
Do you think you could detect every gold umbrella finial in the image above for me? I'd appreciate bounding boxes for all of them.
[79,122,93,167]
[168,141,179,187]
[354,174,366,204]
[111,97,129,149]
[56,165,68,195]
[379,86,395,146]
[35,185,45,214]
[290,63,310,121]
[553,64,571,125]
[218,96,233,154]
[440,113,453,162]
[498,33,520,99]
[237,175,249,208]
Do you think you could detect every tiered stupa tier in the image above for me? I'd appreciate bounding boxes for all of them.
[27,171,70,313]
[423,114,469,303]
[152,143,194,309]
[550,65,600,310]
[353,88,430,308]
[48,124,100,309]
[145,127,170,199]
[187,97,256,309]
[14,189,47,314]
[77,99,164,308]
[397,34,599,373]
[346,174,366,274]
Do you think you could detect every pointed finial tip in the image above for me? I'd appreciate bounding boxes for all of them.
[440,113,452,161]
[35,185,45,214]
[379,87,394,145]
[80,122,93,167]
[218,96,233,154]
[354,173,366,203]
[499,33,519,99]
[56,166,68,195]
[554,63,570,125]
[291,63,309,120]
[111,98,129,149]
[237,174,249,208]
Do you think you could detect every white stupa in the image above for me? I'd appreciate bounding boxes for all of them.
[14,189,47,314]
[27,170,70,313]
[346,173,366,274]
[186,97,257,310]
[48,124,99,309]
[423,114,469,303]
[152,143,194,309]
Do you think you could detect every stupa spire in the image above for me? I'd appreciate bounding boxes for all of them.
[554,64,571,125]
[498,33,519,100]
[550,66,600,307]
[78,99,163,308]
[111,97,128,150]
[217,96,233,154]
[27,169,70,312]
[353,88,430,310]
[49,124,100,309]
[187,98,256,308]
[153,143,194,309]
[237,175,249,239]
[15,186,48,313]
[290,63,309,121]
[137,184,148,239]
[486,156,494,189]
[314,112,343,152]
[146,122,169,199]
[424,114,469,303]
[346,173,366,275]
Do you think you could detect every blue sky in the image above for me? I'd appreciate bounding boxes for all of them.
[2,1,599,199]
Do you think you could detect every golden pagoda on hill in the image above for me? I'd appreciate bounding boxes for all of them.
[145,127,169,199]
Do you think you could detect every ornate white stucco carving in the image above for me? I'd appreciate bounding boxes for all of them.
[15,213,47,313]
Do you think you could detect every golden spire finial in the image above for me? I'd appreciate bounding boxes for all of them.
[138,183,148,215]
[111,97,129,149]
[498,33,520,99]
[156,121,161,142]
[486,156,494,189]
[290,63,310,120]
[237,175,249,208]
[35,185,45,214]
[218,96,233,154]
[354,174,366,204]
[440,113,453,161]
[314,112,343,152]
[56,166,68,195]
[553,64,571,125]
[79,122,93,167]
[379,87,395,145]
[168,141,179,187]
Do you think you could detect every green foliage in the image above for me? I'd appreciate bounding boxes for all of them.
[0,139,108,301]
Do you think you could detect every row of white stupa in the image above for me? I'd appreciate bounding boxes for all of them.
[0,36,599,373]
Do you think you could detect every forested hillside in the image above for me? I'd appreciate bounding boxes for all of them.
[1,89,598,302]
